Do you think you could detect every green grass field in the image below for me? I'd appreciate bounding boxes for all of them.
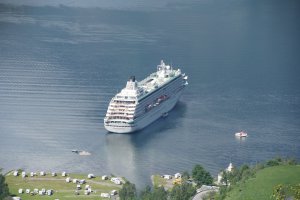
[152,175,167,187]
[225,165,300,200]
[5,171,122,200]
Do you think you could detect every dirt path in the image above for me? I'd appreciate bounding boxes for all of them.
[87,180,122,188]
[26,177,121,188]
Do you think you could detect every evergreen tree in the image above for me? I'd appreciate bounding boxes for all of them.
[192,164,213,186]
[182,171,190,181]
[0,169,9,200]
[119,181,137,200]
[152,186,168,200]
[170,182,196,200]
[140,185,152,200]
[140,186,168,200]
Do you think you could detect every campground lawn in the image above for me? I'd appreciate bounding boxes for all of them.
[5,171,122,200]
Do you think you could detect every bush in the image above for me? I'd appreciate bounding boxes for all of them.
[266,160,280,167]
[286,158,298,165]
[291,184,300,200]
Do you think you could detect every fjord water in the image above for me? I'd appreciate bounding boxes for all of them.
[0,0,299,188]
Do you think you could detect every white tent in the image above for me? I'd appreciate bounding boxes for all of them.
[87,174,95,179]
[47,189,53,196]
[174,173,181,179]
[40,171,46,176]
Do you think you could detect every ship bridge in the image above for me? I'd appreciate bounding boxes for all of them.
[136,60,182,100]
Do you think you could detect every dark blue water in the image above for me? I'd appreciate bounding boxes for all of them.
[0,0,299,188]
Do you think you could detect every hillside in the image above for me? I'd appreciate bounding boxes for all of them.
[224,165,300,200]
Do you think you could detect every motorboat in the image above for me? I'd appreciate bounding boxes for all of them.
[235,131,248,137]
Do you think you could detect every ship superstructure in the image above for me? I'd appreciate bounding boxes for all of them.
[104,60,188,133]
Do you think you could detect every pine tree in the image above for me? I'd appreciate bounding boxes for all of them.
[119,181,137,200]
[0,169,9,200]
[170,182,196,200]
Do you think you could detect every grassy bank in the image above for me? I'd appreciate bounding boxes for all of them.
[152,175,167,188]
[224,165,300,200]
[5,171,122,200]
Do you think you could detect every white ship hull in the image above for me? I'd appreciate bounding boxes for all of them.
[104,88,184,133]
[104,60,188,133]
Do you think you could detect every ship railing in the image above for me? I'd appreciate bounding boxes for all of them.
[105,116,134,121]
[106,112,134,117]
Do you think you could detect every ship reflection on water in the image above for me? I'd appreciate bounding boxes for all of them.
[105,132,154,189]
[105,134,137,180]
[104,101,188,188]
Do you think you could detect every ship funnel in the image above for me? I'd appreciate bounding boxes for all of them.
[126,75,137,90]
[130,76,136,82]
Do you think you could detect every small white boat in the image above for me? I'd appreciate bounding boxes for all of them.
[235,131,248,137]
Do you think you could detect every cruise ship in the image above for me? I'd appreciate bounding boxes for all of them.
[104,60,188,133]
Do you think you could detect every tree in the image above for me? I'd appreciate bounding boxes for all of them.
[221,170,229,186]
[0,169,9,200]
[140,185,152,200]
[192,164,213,186]
[119,181,137,200]
[152,186,168,200]
[140,186,168,200]
[170,182,196,200]
[214,186,228,200]
[182,171,190,181]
